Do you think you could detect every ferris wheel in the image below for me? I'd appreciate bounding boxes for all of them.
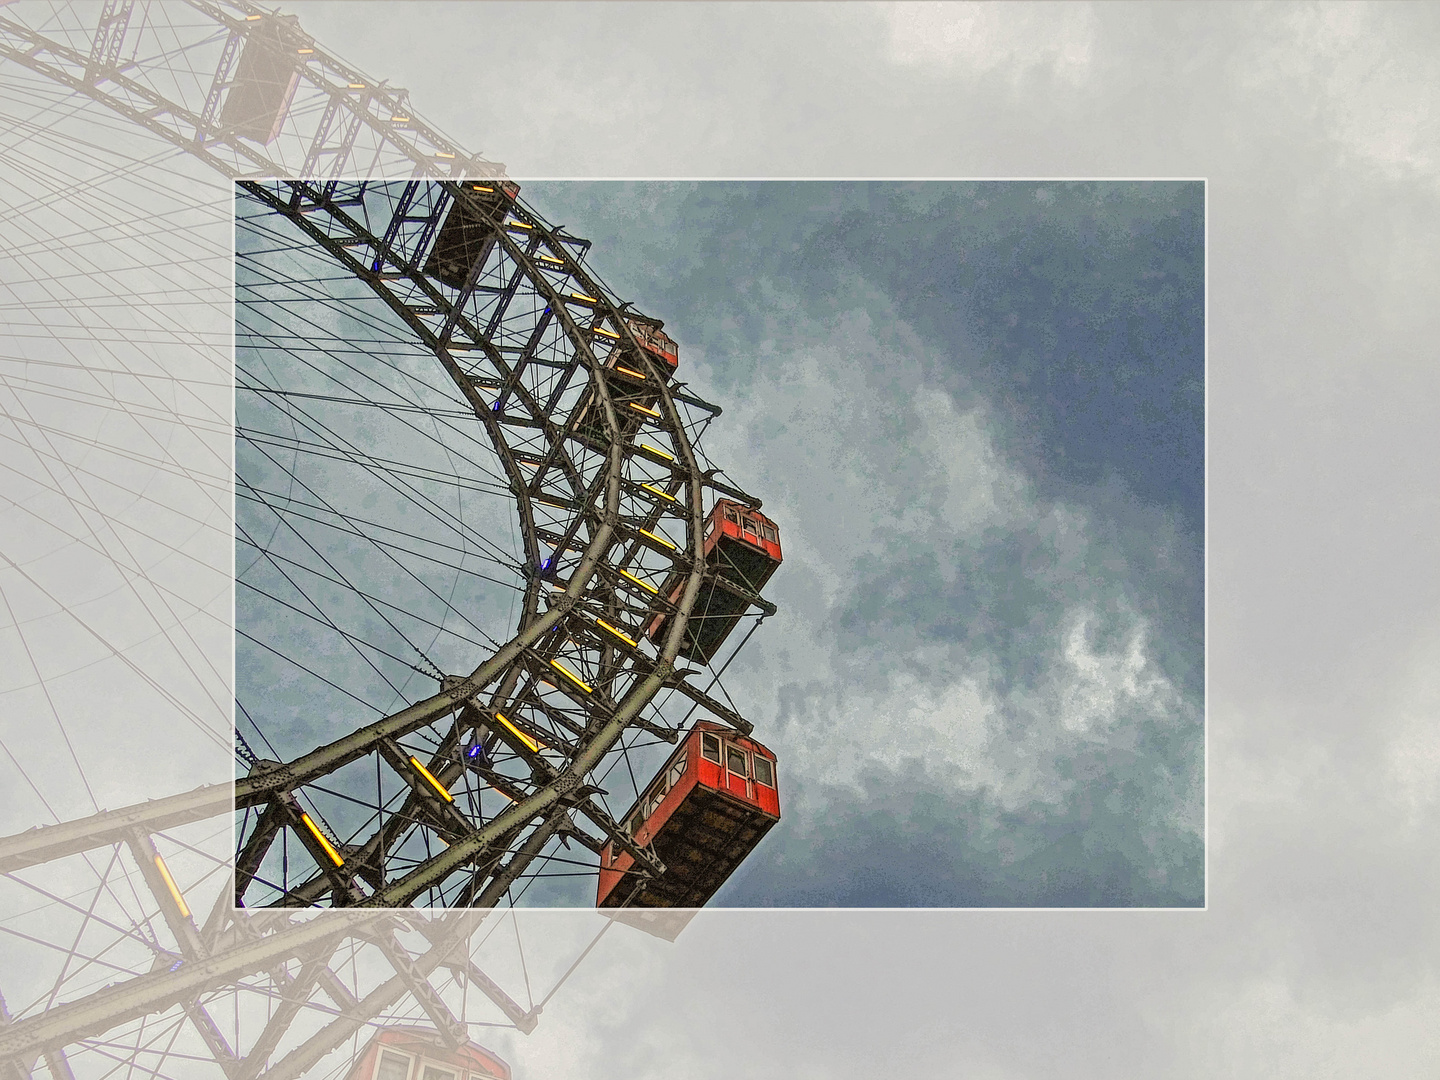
[233,175,783,913]
[0,1,781,1077]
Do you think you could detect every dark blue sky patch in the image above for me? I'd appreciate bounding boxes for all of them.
[711,182,1204,533]
[834,538,1062,696]
[720,759,1202,907]
[530,180,1205,537]
[911,184,1205,536]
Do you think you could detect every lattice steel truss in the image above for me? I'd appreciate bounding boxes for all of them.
[0,0,501,181]
[0,2,773,1077]
[233,177,773,909]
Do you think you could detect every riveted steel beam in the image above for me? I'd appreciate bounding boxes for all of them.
[0,912,382,1060]
[0,784,231,874]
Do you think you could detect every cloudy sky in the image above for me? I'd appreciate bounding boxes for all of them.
[511,180,1205,907]
[4,1,1440,1077]
[236,177,1204,909]
[281,2,1440,1074]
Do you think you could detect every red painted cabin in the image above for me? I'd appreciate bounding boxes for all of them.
[621,317,679,373]
[572,315,679,446]
[646,499,782,664]
[343,1027,510,1080]
[597,722,780,909]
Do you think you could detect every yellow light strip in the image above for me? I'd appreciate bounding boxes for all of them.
[348,82,366,89]
[472,184,494,192]
[539,254,564,265]
[638,527,676,551]
[641,482,676,502]
[152,854,190,919]
[595,618,638,648]
[408,756,454,803]
[640,442,674,461]
[568,291,599,304]
[549,659,593,694]
[619,568,658,594]
[390,115,410,122]
[495,711,541,753]
[506,220,532,230]
[435,152,455,159]
[627,402,661,418]
[297,48,314,54]
[592,325,620,340]
[246,13,263,19]
[299,813,345,866]
[614,365,646,380]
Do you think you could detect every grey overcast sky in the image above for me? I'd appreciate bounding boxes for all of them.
[282,3,1440,1075]
[512,180,1206,907]
[236,177,1204,909]
[5,1,1440,1077]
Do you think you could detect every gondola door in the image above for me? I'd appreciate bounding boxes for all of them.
[724,742,751,801]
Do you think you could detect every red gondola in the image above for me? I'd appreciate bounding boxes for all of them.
[646,499,782,664]
[621,316,679,373]
[572,314,679,446]
[597,721,780,909]
[343,1026,511,1080]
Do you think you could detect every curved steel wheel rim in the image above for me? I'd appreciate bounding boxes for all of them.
[0,0,502,181]
[233,177,762,910]
[0,1,767,1075]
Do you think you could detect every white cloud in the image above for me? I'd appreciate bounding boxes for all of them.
[1171,973,1440,1079]
[663,265,1199,873]
[1382,629,1440,828]
[880,1,1097,86]
[1238,5,1440,183]
[1056,609,1171,736]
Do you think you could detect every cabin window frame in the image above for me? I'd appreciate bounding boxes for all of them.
[667,752,688,790]
[701,732,721,763]
[726,745,748,777]
[376,1050,414,1080]
[722,507,739,526]
[419,1064,458,1080]
[753,754,775,788]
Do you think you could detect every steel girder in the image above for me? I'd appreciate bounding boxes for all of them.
[0,0,501,181]
[0,1,535,1072]
[232,178,769,909]
[0,904,513,1068]
[0,2,775,1075]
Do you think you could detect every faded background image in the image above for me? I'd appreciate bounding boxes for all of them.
[2,2,1437,1078]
